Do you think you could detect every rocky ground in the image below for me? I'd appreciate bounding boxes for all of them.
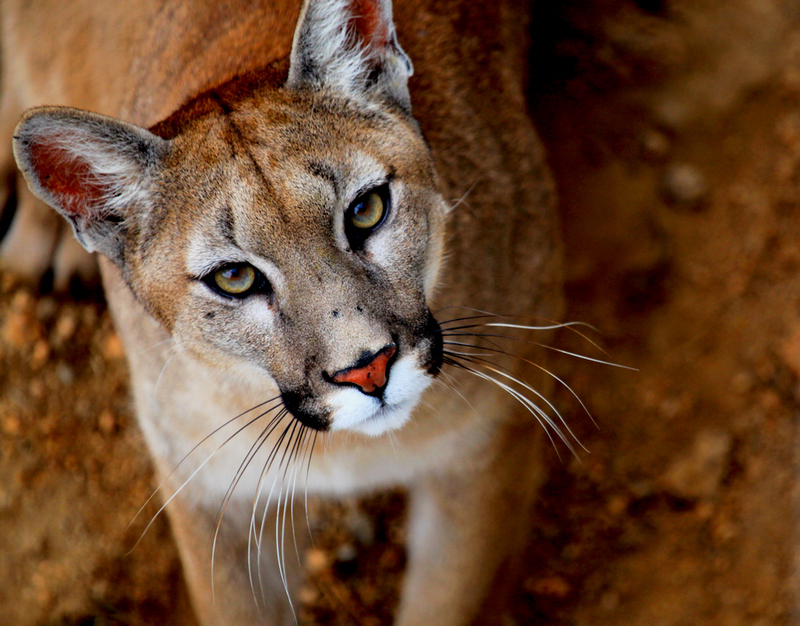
[2,1,800,624]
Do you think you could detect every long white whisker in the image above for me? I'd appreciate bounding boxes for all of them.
[129,397,282,534]
[153,347,180,398]
[449,179,479,212]
[212,408,287,604]
[250,415,294,606]
[131,401,283,557]
[304,431,318,545]
[445,357,577,459]
[448,353,585,452]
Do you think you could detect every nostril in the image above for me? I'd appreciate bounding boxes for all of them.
[330,344,396,395]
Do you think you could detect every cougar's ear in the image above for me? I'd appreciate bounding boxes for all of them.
[287,0,413,112]
[13,106,169,266]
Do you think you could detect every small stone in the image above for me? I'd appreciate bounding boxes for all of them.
[526,575,571,598]
[52,309,78,344]
[661,163,709,210]
[55,362,75,385]
[641,129,671,161]
[336,543,357,563]
[10,290,33,312]
[35,297,57,322]
[305,547,330,573]
[606,494,629,516]
[103,332,125,360]
[2,310,37,347]
[661,429,733,499]
[2,415,21,436]
[297,585,319,604]
[98,410,116,435]
[345,507,376,546]
[31,340,50,368]
[780,326,800,378]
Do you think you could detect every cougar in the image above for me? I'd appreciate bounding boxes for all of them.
[5,0,564,623]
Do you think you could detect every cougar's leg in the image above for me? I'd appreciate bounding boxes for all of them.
[396,421,547,626]
[165,494,303,626]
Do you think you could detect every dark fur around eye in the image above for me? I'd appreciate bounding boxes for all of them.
[344,183,390,250]
[201,262,273,300]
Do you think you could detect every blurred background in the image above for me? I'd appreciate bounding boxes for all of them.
[1,0,799,624]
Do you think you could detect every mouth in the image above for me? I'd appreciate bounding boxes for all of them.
[280,313,442,435]
[326,351,435,436]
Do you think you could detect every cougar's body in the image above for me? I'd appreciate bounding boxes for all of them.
[5,1,562,624]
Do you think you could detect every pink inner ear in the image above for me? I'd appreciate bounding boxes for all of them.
[351,0,390,50]
[27,137,106,218]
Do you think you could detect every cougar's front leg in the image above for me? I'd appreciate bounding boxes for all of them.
[164,493,302,626]
[396,422,547,626]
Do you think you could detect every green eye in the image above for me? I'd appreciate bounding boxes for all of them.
[348,191,386,230]
[213,264,256,295]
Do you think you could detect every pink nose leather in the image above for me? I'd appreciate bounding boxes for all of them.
[332,345,396,393]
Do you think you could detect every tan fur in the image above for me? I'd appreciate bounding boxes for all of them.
[3,1,562,624]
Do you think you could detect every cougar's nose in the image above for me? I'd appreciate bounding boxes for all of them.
[330,344,397,395]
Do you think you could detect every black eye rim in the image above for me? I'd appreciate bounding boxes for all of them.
[344,183,391,249]
[201,262,273,300]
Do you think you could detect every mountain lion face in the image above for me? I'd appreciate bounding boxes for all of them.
[16,68,448,436]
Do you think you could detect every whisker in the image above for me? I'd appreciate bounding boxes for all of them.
[286,425,308,568]
[446,350,582,440]
[130,398,283,554]
[442,326,635,370]
[153,347,180,398]
[211,408,288,604]
[304,430,318,545]
[442,340,597,425]
[449,179,479,213]
[276,420,302,624]
[443,356,566,459]
[248,415,294,603]
[444,353,586,458]
[133,336,174,356]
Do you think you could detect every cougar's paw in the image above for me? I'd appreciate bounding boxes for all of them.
[0,173,97,290]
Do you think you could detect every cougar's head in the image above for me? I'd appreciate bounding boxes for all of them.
[13,0,448,436]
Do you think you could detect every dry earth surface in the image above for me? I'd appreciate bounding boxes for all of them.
[1,1,800,624]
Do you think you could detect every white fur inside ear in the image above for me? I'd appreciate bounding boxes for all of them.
[290,0,373,92]
[287,0,412,107]
[14,109,167,261]
[327,353,432,435]
[38,124,153,220]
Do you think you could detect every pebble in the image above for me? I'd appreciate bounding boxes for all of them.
[98,410,116,435]
[345,507,376,546]
[52,309,78,345]
[780,325,800,378]
[336,543,358,563]
[31,340,50,368]
[2,414,21,436]
[661,429,733,499]
[641,128,671,161]
[103,332,125,360]
[2,310,39,347]
[304,547,330,573]
[525,575,571,598]
[661,163,709,210]
[55,362,75,385]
